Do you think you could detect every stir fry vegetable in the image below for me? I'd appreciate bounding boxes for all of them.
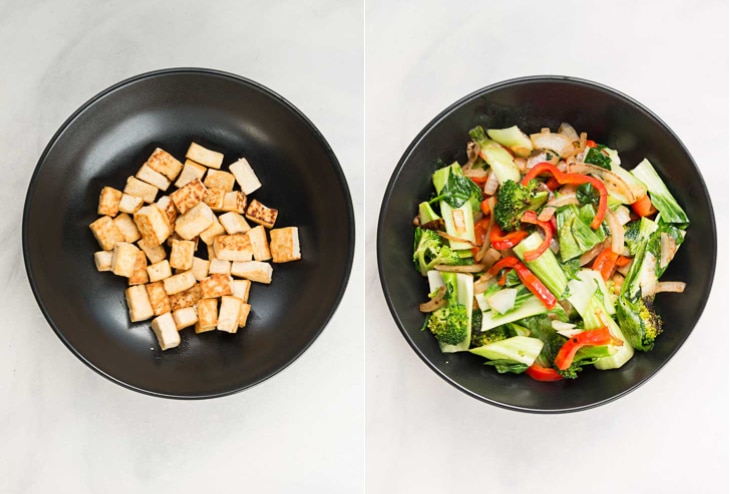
[414,123,689,381]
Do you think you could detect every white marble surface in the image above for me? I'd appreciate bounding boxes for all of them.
[365,1,728,493]
[0,1,363,493]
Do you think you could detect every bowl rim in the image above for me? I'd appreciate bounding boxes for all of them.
[22,67,356,399]
[377,74,717,413]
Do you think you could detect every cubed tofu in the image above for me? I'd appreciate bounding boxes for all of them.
[204,169,236,192]
[146,259,172,282]
[163,270,196,295]
[125,285,154,322]
[231,261,273,284]
[245,199,278,229]
[229,157,262,195]
[217,296,242,333]
[98,186,122,216]
[89,216,125,251]
[199,219,225,245]
[199,273,232,299]
[239,303,252,328]
[230,279,251,303]
[146,281,171,316]
[166,231,199,251]
[175,202,216,240]
[113,213,141,243]
[134,204,172,246]
[150,312,180,351]
[219,212,251,234]
[195,298,218,333]
[247,225,271,261]
[174,160,207,188]
[173,307,198,330]
[203,187,225,211]
[206,242,217,260]
[137,238,167,264]
[191,257,210,281]
[170,178,207,215]
[118,193,144,214]
[156,195,177,226]
[208,259,231,275]
[124,176,158,204]
[169,283,201,311]
[213,234,253,262]
[111,242,140,278]
[144,148,183,181]
[169,239,195,270]
[270,227,301,263]
[94,250,113,272]
[221,191,247,214]
[128,251,149,285]
[136,164,171,191]
[186,142,224,169]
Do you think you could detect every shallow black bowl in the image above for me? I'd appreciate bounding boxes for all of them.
[24,68,354,398]
[377,75,715,413]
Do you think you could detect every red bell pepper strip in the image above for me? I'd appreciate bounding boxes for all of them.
[526,363,564,381]
[631,193,656,217]
[615,255,632,267]
[473,217,490,247]
[585,139,597,148]
[592,247,619,281]
[489,224,529,250]
[520,211,553,262]
[480,198,491,216]
[554,327,615,370]
[488,256,557,309]
[545,177,561,191]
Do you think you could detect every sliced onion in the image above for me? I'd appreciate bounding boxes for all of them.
[484,170,499,195]
[605,209,624,255]
[419,286,447,312]
[547,193,579,207]
[436,231,475,246]
[655,281,686,294]
[617,259,632,276]
[526,150,560,169]
[480,247,501,270]
[611,273,625,292]
[558,122,579,141]
[463,166,488,183]
[614,205,632,226]
[465,141,480,168]
[659,232,678,269]
[578,132,587,154]
[435,264,486,273]
[579,240,609,266]
[474,273,496,295]
[538,206,556,222]
[530,132,576,158]
[474,198,497,262]
[566,162,638,204]
[514,157,527,173]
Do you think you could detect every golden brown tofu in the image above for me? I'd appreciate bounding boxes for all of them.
[213,234,253,262]
[128,250,149,285]
[89,216,125,251]
[230,279,251,303]
[118,193,145,214]
[111,242,140,278]
[186,142,224,169]
[124,176,158,204]
[98,186,123,216]
[174,201,216,240]
[195,298,218,333]
[221,191,247,214]
[162,270,196,295]
[199,273,233,299]
[229,157,262,195]
[203,187,225,211]
[219,212,251,234]
[217,296,242,333]
[156,195,178,226]
[150,312,180,350]
[173,307,198,330]
[269,227,301,263]
[144,148,184,181]
[113,213,141,243]
[245,199,278,229]
[204,169,236,192]
[170,178,207,215]
[137,238,167,264]
[238,303,252,328]
[169,239,195,271]
[146,259,172,282]
[146,281,171,316]
[174,160,207,188]
[199,219,225,245]
[133,204,172,246]
[246,225,271,261]
[230,261,273,284]
[94,251,113,272]
[135,164,171,191]
[125,285,154,322]
[168,283,202,311]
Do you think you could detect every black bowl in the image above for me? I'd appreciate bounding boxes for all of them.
[23,68,354,398]
[377,75,716,413]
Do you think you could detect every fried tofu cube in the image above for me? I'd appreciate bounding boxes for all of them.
[166,231,198,251]
[217,296,242,333]
[231,261,273,284]
[138,238,167,264]
[136,164,171,191]
[221,191,247,214]
[124,176,158,204]
[144,148,183,181]
[151,312,180,351]
[89,216,125,251]
[199,273,232,299]
[229,157,262,195]
[203,187,225,211]
[245,199,278,229]
[170,178,207,215]
[113,213,141,243]
[156,195,177,226]
[191,257,210,281]
[230,279,251,303]
[125,285,154,322]
[195,298,218,333]
[270,227,301,263]
[175,202,216,240]
[213,234,253,262]
[169,239,195,270]
[208,259,231,275]
[98,186,122,216]
[111,242,140,278]
[118,193,144,214]
[146,260,172,282]
[94,250,113,272]
[169,283,201,311]
[219,212,251,234]
[175,160,207,188]
[247,225,271,261]
[199,219,225,245]
[128,251,149,285]
[173,307,198,330]
[163,270,196,295]
[206,242,217,260]
[204,169,236,192]
[145,281,171,316]
[134,204,172,246]
[186,142,224,169]
[239,303,251,328]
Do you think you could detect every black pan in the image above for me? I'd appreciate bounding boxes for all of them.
[377,75,716,413]
[23,68,355,398]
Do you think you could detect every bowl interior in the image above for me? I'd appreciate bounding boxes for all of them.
[24,70,354,398]
[378,77,715,412]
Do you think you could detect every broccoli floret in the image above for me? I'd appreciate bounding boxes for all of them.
[624,220,643,255]
[616,295,662,351]
[494,179,548,231]
[470,325,513,348]
[412,227,463,276]
[427,303,469,345]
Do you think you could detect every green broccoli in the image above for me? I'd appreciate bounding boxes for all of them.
[427,302,469,346]
[412,227,464,276]
[494,179,548,231]
[470,325,513,348]
[616,295,662,351]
